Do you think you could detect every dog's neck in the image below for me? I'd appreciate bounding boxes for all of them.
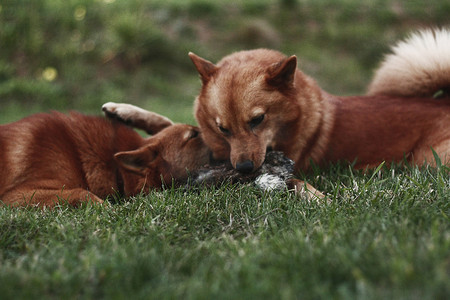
[277,79,336,171]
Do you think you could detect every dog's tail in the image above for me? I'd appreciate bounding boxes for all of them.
[367,28,450,98]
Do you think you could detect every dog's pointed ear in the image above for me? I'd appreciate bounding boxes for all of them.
[189,52,217,84]
[266,55,297,89]
[115,144,158,175]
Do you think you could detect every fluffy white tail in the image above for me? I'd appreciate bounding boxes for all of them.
[368,28,450,97]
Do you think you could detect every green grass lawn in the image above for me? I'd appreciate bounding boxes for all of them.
[1,0,450,299]
[0,164,449,299]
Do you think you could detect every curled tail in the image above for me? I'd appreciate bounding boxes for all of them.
[368,28,450,98]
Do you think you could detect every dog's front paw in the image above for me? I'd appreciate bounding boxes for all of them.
[101,102,174,134]
[102,102,122,119]
[102,102,139,124]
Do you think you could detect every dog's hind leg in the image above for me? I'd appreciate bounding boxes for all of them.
[1,187,104,208]
[410,138,450,167]
[102,102,173,135]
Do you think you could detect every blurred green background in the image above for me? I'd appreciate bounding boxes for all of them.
[1,0,449,124]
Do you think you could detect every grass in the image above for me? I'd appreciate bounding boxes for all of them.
[1,0,450,298]
[0,164,449,299]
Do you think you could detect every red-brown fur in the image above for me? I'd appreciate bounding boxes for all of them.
[322,95,450,169]
[102,102,325,199]
[189,29,450,175]
[0,111,209,207]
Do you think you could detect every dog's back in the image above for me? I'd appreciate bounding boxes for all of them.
[0,112,143,205]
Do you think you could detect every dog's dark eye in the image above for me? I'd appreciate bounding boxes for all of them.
[218,126,230,135]
[249,114,265,129]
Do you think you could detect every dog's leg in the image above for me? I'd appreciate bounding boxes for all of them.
[102,102,173,135]
[1,187,104,208]
[287,179,326,202]
[411,140,450,167]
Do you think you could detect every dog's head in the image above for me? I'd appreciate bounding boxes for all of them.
[190,49,304,173]
[115,123,210,194]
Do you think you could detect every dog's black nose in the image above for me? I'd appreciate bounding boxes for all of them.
[236,160,254,173]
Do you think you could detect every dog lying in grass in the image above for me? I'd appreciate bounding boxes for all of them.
[189,28,450,173]
[106,29,450,199]
[102,102,324,199]
[0,110,210,207]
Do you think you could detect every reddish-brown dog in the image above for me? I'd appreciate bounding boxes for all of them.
[189,28,450,176]
[102,103,324,198]
[0,109,209,207]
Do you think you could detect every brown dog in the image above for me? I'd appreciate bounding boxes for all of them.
[101,103,324,199]
[0,109,209,207]
[188,28,450,175]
